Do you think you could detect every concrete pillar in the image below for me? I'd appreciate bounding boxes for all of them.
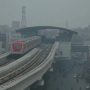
[25,86,30,90]
[38,80,44,86]
[53,60,55,64]
[49,67,54,72]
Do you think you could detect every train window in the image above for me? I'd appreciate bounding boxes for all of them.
[13,42,22,50]
[15,44,22,50]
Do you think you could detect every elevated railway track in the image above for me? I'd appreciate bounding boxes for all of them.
[0,44,52,84]
[0,52,11,67]
[0,42,59,90]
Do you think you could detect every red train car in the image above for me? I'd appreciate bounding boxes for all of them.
[11,36,41,54]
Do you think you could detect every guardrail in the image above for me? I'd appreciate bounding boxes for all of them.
[0,42,59,90]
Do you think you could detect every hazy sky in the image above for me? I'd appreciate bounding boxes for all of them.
[0,0,90,28]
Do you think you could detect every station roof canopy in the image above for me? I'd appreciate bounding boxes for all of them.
[16,26,77,34]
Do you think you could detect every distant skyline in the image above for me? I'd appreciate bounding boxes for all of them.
[0,0,90,28]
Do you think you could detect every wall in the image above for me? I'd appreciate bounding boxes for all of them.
[59,42,71,60]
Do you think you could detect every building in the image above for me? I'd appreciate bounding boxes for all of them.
[71,35,89,62]
[12,21,20,30]
[58,42,71,60]
[38,29,59,39]
[0,25,11,52]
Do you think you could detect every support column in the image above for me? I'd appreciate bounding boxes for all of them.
[38,79,45,86]
[25,86,30,90]
[49,67,54,72]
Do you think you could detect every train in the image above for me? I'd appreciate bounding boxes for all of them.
[11,36,41,54]
[0,42,58,84]
[0,48,40,84]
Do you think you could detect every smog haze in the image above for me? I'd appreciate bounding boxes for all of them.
[0,0,90,28]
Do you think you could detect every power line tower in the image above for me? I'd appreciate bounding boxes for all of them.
[21,6,27,28]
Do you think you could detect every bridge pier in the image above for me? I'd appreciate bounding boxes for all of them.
[30,79,44,90]
[38,79,45,86]
[0,42,59,90]
[25,87,31,90]
[49,67,54,72]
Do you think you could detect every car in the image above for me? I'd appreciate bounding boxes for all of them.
[73,74,77,78]
[73,73,81,78]
[86,85,90,90]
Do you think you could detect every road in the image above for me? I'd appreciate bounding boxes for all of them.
[30,60,89,90]
[44,61,88,90]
